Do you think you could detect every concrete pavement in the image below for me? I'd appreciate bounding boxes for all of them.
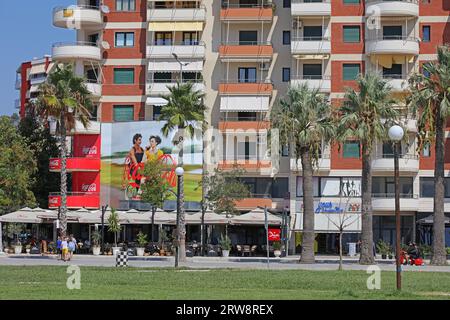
[1,254,449,272]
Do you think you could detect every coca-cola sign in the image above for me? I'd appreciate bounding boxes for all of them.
[82,183,97,192]
[48,196,60,207]
[49,159,61,169]
[82,146,97,156]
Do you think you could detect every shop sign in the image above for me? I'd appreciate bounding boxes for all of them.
[268,228,281,241]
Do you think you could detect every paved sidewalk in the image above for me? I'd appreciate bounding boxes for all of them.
[1,253,449,272]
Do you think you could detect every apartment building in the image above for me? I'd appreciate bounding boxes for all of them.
[16,0,448,252]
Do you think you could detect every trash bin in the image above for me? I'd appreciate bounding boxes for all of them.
[116,250,128,267]
[348,242,356,257]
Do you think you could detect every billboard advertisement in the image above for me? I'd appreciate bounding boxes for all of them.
[100,121,202,209]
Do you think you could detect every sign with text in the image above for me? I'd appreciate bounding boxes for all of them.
[268,228,281,241]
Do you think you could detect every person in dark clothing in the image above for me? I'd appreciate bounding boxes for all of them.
[407,242,420,260]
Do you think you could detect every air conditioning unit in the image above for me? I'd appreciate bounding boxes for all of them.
[293,20,302,29]
[259,63,269,71]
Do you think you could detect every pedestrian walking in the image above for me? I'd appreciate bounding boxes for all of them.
[56,236,62,260]
[61,237,69,262]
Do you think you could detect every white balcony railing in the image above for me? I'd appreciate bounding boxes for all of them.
[291,0,331,16]
[146,81,205,95]
[291,75,331,92]
[53,5,103,29]
[14,99,20,109]
[52,41,102,61]
[366,36,420,55]
[147,42,206,59]
[371,154,419,172]
[147,7,206,21]
[291,36,331,55]
[365,0,419,17]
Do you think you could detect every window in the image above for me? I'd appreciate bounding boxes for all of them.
[282,68,291,82]
[422,62,431,78]
[283,31,291,45]
[88,33,99,45]
[283,0,291,8]
[154,72,172,83]
[373,177,413,197]
[422,143,431,157]
[382,142,395,158]
[238,68,257,83]
[343,0,360,3]
[115,32,134,47]
[153,105,162,121]
[343,141,360,158]
[383,64,402,79]
[343,26,360,43]
[281,145,289,157]
[422,26,431,42]
[320,178,341,197]
[272,178,289,198]
[113,105,134,122]
[303,64,322,79]
[343,64,360,80]
[155,32,172,45]
[420,178,434,197]
[341,178,361,197]
[296,177,320,197]
[237,139,256,160]
[239,31,258,45]
[383,26,402,40]
[114,68,134,84]
[303,26,323,40]
[183,32,199,45]
[116,0,135,11]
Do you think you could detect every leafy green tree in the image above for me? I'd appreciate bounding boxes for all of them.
[140,158,172,242]
[159,81,207,262]
[18,109,59,208]
[107,208,121,248]
[271,84,335,264]
[337,72,398,265]
[34,64,93,237]
[0,116,36,214]
[408,45,450,265]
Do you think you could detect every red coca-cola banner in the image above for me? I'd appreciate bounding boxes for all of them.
[268,228,281,241]
[72,172,100,193]
[73,134,101,158]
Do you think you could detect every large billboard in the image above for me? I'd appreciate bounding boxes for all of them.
[100,121,202,209]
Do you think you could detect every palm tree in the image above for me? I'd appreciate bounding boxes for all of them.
[337,72,398,265]
[408,45,450,265]
[271,84,335,264]
[35,64,93,238]
[159,81,206,262]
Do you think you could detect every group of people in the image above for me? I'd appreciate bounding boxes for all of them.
[56,234,77,262]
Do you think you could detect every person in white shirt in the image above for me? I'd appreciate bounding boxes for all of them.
[61,238,69,262]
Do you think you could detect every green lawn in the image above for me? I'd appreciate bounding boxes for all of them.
[0,266,449,300]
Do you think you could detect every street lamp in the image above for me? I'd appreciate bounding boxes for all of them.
[388,124,404,290]
[175,166,185,268]
[172,53,190,83]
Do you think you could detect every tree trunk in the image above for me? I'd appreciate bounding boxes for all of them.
[432,113,447,265]
[59,111,68,239]
[178,174,187,262]
[151,206,156,243]
[177,128,184,167]
[299,149,315,264]
[201,206,206,256]
[339,230,343,271]
[360,142,375,264]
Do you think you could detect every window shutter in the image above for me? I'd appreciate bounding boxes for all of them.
[343,26,360,43]
[343,64,360,80]
[114,106,134,122]
[114,69,134,84]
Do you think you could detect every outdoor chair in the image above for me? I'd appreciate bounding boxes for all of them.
[243,245,251,257]
[236,245,242,256]
[250,245,257,256]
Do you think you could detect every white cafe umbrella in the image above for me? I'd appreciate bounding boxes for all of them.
[229,207,282,226]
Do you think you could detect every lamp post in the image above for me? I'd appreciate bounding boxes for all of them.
[388,125,404,290]
[175,166,185,268]
[172,53,190,84]
[101,205,108,255]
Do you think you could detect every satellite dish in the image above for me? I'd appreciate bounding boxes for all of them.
[101,41,110,50]
[101,5,110,14]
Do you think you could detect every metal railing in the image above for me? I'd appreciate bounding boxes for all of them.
[221,2,274,9]
[53,41,99,48]
[151,4,206,10]
[291,75,331,80]
[372,193,417,199]
[291,36,330,41]
[150,40,206,46]
[221,41,272,46]
[53,5,100,14]
[382,74,406,80]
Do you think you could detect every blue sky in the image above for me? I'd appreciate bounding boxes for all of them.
[0,0,74,116]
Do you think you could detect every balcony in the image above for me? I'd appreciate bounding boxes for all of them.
[219,81,273,95]
[291,0,331,16]
[291,37,331,56]
[372,194,419,211]
[366,36,419,55]
[14,99,20,109]
[48,192,100,209]
[371,154,419,172]
[146,81,205,95]
[86,81,102,97]
[219,42,273,62]
[30,76,47,86]
[218,159,272,171]
[290,75,331,92]
[147,41,205,59]
[290,154,331,172]
[52,42,102,62]
[383,75,409,92]
[219,118,271,131]
[148,6,206,21]
[15,79,21,90]
[53,5,103,29]
[365,0,419,17]
[49,157,100,172]
[220,4,273,21]
[235,196,273,210]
